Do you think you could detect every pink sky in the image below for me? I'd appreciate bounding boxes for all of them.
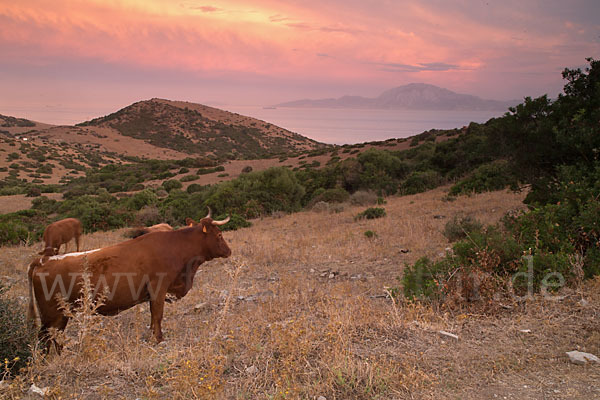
[1,0,599,124]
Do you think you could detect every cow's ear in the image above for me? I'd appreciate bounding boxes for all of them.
[186,217,195,227]
[202,225,207,233]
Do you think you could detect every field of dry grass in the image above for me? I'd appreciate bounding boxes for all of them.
[1,187,599,399]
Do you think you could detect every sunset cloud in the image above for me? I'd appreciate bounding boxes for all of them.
[1,0,598,122]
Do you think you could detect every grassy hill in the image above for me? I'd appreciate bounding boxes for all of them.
[77,98,327,159]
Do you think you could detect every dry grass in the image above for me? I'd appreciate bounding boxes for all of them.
[2,187,600,399]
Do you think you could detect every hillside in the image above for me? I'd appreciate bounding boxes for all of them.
[77,98,327,158]
[276,83,517,111]
[3,188,600,399]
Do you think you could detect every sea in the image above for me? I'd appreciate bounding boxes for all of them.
[221,105,507,145]
[3,104,508,146]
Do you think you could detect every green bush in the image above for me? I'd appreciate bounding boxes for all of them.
[0,284,34,377]
[310,187,350,205]
[162,179,183,192]
[180,174,199,182]
[400,170,442,195]
[0,221,30,246]
[364,230,377,239]
[127,189,158,211]
[355,207,386,220]
[401,257,451,301]
[187,183,205,194]
[449,160,516,195]
[217,213,252,231]
[443,215,483,242]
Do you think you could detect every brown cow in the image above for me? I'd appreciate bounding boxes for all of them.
[128,223,174,238]
[39,218,82,256]
[28,212,231,350]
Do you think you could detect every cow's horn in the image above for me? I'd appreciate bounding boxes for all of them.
[205,206,212,219]
[211,216,230,226]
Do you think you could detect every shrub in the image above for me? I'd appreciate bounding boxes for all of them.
[25,187,41,197]
[443,215,483,242]
[162,179,183,192]
[31,196,59,214]
[241,166,253,173]
[355,207,386,220]
[127,189,158,211]
[134,205,162,227]
[0,221,30,246]
[449,160,516,196]
[400,170,442,195]
[310,187,350,205]
[187,183,205,194]
[401,257,450,301]
[364,230,377,239]
[312,201,330,213]
[217,213,252,231]
[0,283,34,377]
[180,174,199,182]
[349,190,378,206]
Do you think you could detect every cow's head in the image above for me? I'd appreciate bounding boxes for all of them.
[38,246,58,256]
[189,208,232,259]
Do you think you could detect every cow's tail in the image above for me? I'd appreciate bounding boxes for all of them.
[27,260,38,326]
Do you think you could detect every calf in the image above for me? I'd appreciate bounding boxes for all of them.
[40,218,82,256]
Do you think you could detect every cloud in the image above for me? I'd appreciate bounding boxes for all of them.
[188,6,221,13]
[378,62,461,72]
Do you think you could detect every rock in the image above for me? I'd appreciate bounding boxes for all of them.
[194,302,209,312]
[29,384,50,397]
[399,248,410,254]
[433,215,446,219]
[245,365,258,374]
[309,268,316,273]
[0,380,8,389]
[519,329,531,333]
[328,273,335,279]
[566,350,600,365]
[317,396,327,400]
[244,290,274,302]
[438,330,459,340]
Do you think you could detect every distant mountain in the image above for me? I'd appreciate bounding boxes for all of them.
[276,83,518,111]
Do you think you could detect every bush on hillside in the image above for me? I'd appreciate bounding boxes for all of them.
[127,189,159,211]
[0,283,35,377]
[162,179,183,192]
[355,207,386,220]
[309,187,350,205]
[399,170,442,195]
[443,215,483,242]
[449,160,516,196]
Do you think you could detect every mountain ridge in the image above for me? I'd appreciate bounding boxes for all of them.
[276,83,518,111]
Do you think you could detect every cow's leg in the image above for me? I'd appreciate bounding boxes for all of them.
[149,293,167,343]
[75,235,80,252]
[39,316,69,354]
[149,301,155,332]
